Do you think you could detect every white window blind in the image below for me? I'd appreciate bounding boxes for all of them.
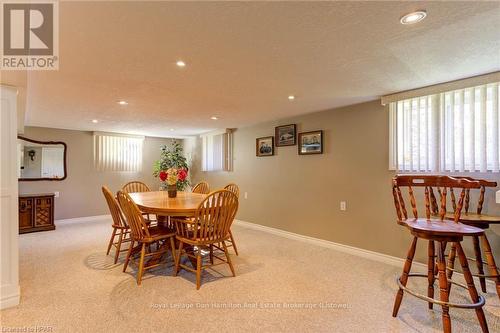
[389,82,500,172]
[201,129,233,172]
[93,132,144,172]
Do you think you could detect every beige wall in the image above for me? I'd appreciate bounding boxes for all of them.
[19,127,176,220]
[189,100,500,263]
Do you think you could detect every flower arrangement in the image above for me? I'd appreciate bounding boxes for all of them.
[153,140,190,191]
[158,167,188,186]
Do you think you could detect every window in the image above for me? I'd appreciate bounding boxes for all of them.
[388,82,499,172]
[201,129,233,172]
[93,132,144,172]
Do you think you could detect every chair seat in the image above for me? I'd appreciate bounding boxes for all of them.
[144,225,175,242]
[399,218,484,237]
[444,212,500,225]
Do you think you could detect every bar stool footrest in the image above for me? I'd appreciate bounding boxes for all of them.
[396,274,485,309]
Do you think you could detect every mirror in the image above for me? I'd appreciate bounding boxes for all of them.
[17,136,67,181]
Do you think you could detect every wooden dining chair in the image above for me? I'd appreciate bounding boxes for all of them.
[102,186,131,264]
[117,190,177,285]
[392,175,488,333]
[122,181,156,223]
[122,181,151,193]
[172,190,239,289]
[223,183,240,255]
[192,181,210,194]
[444,177,500,298]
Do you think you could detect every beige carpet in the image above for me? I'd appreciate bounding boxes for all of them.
[1,217,499,332]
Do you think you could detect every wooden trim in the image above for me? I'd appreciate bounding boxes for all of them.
[256,136,274,157]
[275,124,296,147]
[17,136,67,181]
[298,130,323,155]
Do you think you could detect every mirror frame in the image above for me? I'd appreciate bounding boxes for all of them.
[18,136,68,181]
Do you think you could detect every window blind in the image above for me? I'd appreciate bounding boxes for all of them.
[201,129,233,172]
[389,82,499,172]
[93,132,144,172]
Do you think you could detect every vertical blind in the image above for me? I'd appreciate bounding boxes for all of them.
[93,133,144,172]
[390,82,500,172]
[201,130,233,172]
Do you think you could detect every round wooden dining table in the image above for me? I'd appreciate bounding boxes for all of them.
[128,191,207,217]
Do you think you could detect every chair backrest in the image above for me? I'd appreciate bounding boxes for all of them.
[447,177,497,214]
[224,183,240,198]
[392,175,481,223]
[102,186,127,228]
[122,181,150,193]
[117,190,150,241]
[192,181,210,194]
[177,190,238,243]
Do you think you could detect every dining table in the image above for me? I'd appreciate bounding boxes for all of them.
[129,190,207,218]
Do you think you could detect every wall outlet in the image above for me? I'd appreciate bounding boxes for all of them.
[54,191,60,198]
[244,192,248,199]
[340,201,346,211]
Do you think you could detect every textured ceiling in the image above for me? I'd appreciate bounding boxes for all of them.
[4,1,500,137]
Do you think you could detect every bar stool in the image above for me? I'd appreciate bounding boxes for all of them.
[444,178,500,298]
[392,175,488,333]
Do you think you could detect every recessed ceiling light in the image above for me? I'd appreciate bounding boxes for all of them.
[400,10,427,25]
[210,116,218,120]
[176,60,186,67]
[92,119,98,123]
[170,128,175,131]
[117,100,128,105]
[288,95,295,100]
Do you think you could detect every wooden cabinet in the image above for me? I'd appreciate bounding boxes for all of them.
[19,194,55,234]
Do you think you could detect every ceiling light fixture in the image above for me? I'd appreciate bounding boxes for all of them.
[210,116,218,120]
[117,100,128,105]
[400,10,427,25]
[176,60,186,67]
[92,119,98,123]
[170,128,175,131]
[288,95,295,100]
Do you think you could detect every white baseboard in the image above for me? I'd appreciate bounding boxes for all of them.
[234,219,494,286]
[0,284,20,310]
[55,214,111,224]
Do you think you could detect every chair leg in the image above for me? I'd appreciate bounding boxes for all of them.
[209,244,214,264]
[169,236,177,274]
[456,242,489,333]
[114,230,124,264]
[446,243,457,293]
[196,250,202,290]
[229,230,239,256]
[427,240,435,309]
[174,241,183,276]
[123,240,134,272]
[481,234,500,299]
[222,241,236,277]
[472,235,487,293]
[392,236,417,317]
[436,241,452,333]
[106,227,117,255]
[137,243,146,285]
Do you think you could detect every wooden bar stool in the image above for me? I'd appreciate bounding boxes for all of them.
[392,175,489,333]
[444,178,500,298]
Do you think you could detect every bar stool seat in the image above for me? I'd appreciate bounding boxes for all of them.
[444,212,500,225]
[401,218,484,237]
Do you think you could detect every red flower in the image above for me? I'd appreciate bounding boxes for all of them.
[178,169,188,181]
[159,171,168,181]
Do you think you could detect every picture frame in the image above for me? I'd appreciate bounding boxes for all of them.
[256,136,274,157]
[298,130,323,155]
[275,124,296,147]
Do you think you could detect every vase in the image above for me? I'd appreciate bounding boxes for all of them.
[167,184,177,198]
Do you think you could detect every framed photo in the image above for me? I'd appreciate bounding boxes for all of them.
[298,130,323,155]
[275,124,296,146]
[256,136,274,157]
